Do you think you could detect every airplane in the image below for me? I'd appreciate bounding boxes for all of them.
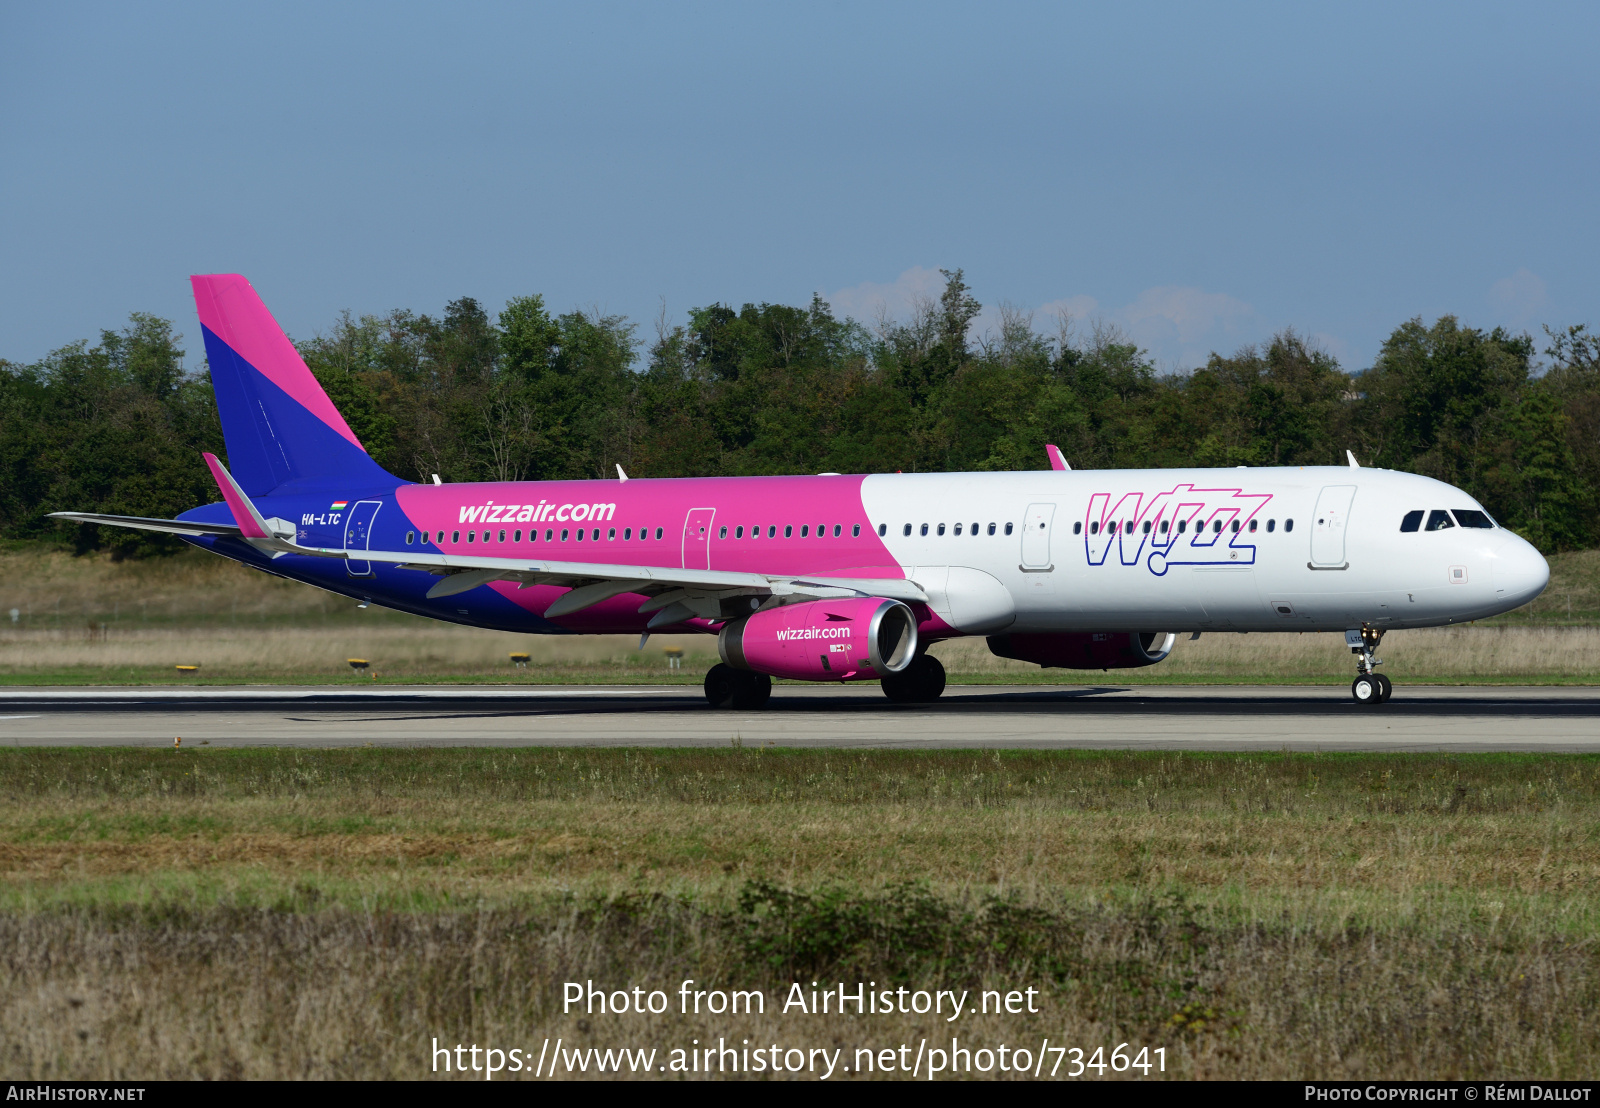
[52,275,1551,708]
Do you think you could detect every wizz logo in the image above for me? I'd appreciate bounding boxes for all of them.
[1085,484,1272,576]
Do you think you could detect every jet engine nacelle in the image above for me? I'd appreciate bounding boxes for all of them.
[719,597,918,682]
[986,631,1176,670]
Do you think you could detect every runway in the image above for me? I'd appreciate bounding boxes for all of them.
[1,683,1597,751]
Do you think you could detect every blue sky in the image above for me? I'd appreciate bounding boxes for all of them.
[2,1,1595,372]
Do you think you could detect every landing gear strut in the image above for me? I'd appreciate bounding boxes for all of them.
[881,654,946,703]
[704,663,772,709]
[1348,623,1392,705]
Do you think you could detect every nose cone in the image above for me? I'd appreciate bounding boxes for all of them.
[1492,535,1550,609]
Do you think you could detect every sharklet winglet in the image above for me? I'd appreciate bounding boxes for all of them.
[201,452,272,539]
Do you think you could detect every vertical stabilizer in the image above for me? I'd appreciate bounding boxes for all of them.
[191,274,396,495]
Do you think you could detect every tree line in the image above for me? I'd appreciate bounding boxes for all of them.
[2,270,1595,557]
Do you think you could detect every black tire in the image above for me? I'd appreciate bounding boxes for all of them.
[913,654,946,701]
[881,669,918,702]
[1375,673,1393,703]
[705,663,738,708]
[1351,674,1381,705]
[730,671,772,709]
[882,654,946,703]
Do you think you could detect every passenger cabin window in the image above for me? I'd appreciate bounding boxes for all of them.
[937,523,946,536]
[1159,521,1169,534]
[545,529,554,541]
[1248,519,1257,533]
[561,529,569,541]
[878,523,887,536]
[1454,509,1494,529]
[624,528,631,540]
[852,524,861,537]
[499,529,506,542]
[785,525,794,538]
[769,525,777,538]
[608,528,616,540]
[1142,520,1151,534]
[735,526,743,539]
[987,523,996,535]
[1425,510,1455,532]
[902,524,911,536]
[954,523,962,536]
[468,530,476,542]
[405,531,414,545]
[1285,519,1294,533]
[970,522,978,535]
[1213,520,1222,533]
[1090,521,1099,535]
[436,531,445,543]
[1400,510,1424,532]
[1074,522,1082,535]
[1178,520,1187,533]
[655,527,664,540]
[452,530,460,543]
[920,524,928,536]
[514,529,522,542]
[834,524,842,537]
[1267,519,1275,532]
[1230,520,1240,533]
[1004,522,1014,535]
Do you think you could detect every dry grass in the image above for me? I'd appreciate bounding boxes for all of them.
[3,622,1598,685]
[2,748,1599,1079]
[3,541,1599,685]
[0,625,716,684]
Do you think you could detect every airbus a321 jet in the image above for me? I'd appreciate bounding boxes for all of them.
[54,276,1550,707]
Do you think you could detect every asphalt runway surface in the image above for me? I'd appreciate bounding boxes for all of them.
[1,683,1597,751]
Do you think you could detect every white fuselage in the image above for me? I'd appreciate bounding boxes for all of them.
[859,467,1549,635]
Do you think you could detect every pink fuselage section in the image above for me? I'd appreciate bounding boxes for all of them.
[391,475,914,637]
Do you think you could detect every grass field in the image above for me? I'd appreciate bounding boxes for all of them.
[5,623,1600,686]
[2,542,1599,685]
[3,747,1598,1080]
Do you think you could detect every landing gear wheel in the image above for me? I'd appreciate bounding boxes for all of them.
[705,663,738,708]
[1351,674,1382,705]
[731,671,772,710]
[1375,673,1393,703]
[881,654,946,703]
[704,664,772,709]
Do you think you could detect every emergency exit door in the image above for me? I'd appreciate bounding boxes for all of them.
[682,508,715,569]
[1020,503,1056,569]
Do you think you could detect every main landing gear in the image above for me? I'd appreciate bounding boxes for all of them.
[704,664,772,709]
[881,653,946,704]
[704,654,949,708]
[1348,623,1392,705]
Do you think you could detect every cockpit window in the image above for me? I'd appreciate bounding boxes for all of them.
[1400,510,1424,533]
[1425,509,1455,531]
[1453,509,1494,529]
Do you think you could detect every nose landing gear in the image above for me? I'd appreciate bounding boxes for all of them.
[1347,624,1392,704]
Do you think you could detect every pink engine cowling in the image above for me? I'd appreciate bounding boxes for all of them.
[719,598,919,682]
[986,631,1177,670]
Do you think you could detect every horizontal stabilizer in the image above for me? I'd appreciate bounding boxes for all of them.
[48,512,243,538]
